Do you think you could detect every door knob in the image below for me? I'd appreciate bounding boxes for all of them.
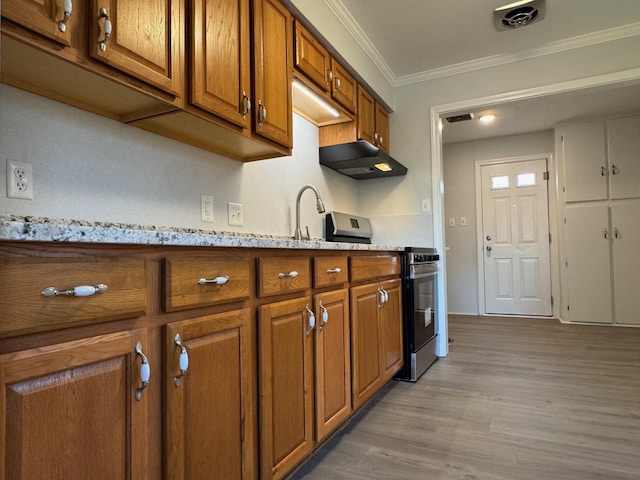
[486,246,492,252]
[486,235,492,241]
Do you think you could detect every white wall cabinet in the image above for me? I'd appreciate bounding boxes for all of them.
[560,114,640,325]
[559,115,640,203]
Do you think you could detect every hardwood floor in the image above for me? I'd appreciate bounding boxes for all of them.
[289,315,640,480]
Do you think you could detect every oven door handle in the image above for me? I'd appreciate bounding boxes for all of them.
[410,270,437,279]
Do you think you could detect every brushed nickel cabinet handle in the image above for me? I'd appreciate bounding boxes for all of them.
[41,283,108,297]
[135,342,150,401]
[326,267,342,274]
[305,304,316,336]
[198,276,229,285]
[173,334,189,387]
[278,271,298,278]
[241,91,251,120]
[319,301,329,331]
[98,7,112,51]
[58,0,73,32]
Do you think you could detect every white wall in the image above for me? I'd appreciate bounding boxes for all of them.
[0,85,358,240]
[443,131,554,314]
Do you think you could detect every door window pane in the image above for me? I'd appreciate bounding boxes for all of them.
[517,173,536,187]
[491,175,509,190]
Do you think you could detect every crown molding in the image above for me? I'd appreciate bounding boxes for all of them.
[322,0,640,88]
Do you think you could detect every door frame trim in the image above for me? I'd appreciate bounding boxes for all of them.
[474,153,560,317]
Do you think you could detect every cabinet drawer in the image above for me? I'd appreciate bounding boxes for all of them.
[349,255,400,283]
[257,257,310,297]
[313,256,348,288]
[0,257,147,337]
[163,256,251,311]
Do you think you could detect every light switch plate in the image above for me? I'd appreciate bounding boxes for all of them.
[448,217,455,227]
[421,197,431,213]
[201,195,214,222]
[228,202,243,226]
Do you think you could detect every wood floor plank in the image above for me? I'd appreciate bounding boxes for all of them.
[289,316,640,480]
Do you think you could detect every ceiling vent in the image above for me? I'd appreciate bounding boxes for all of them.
[494,0,545,31]
[446,113,474,123]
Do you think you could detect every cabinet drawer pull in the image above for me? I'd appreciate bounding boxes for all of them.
[198,276,230,285]
[305,304,316,336]
[258,101,267,126]
[278,271,298,279]
[241,91,251,119]
[58,0,73,32]
[600,165,608,176]
[327,69,333,84]
[378,287,388,306]
[134,342,150,401]
[98,7,112,51]
[326,267,342,274]
[335,77,341,90]
[611,164,619,175]
[173,334,189,387]
[603,228,608,239]
[41,283,108,298]
[319,301,329,331]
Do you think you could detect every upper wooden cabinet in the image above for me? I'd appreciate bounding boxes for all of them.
[253,0,293,148]
[2,0,77,46]
[294,21,331,93]
[329,58,357,114]
[190,0,251,129]
[357,86,390,152]
[89,0,183,96]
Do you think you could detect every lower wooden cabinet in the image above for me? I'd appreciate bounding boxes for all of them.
[259,296,314,480]
[165,308,256,480]
[0,328,160,480]
[351,278,403,409]
[313,288,352,441]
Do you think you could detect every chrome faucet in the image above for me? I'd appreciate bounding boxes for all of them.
[294,184,326,240]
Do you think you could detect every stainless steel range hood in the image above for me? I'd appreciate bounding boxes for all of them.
[319,140,408,179]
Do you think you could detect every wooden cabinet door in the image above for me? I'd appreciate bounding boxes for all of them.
[191,0,251,128]
[330,59,356,113]
[357,86,375,145]
[252,0,293,148]
[294,21,330,93]
[89,0,183,96]
[313,288,351,441]
[0,329,157,480]
[259,296,313,480]
[611,202,640,325]
[559,121,607,202]
[607,115,640,200]
[3,0,77,46]
[375,102,390,153]
[564,204,613,323]
[165,309,255,480]
[379,278,403,381]
[350,282,382,409]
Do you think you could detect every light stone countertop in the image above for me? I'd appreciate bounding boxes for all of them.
[0,216,404,251]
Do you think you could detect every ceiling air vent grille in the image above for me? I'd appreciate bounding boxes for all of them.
[446,113,474,123]
[494,0,545,31]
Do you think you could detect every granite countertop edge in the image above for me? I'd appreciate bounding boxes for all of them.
[0,216,404,252]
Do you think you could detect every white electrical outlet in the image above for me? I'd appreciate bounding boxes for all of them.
[201,195,214,222]
[460,216,467,226]
[228,202,243,226]
[6,159,33,200]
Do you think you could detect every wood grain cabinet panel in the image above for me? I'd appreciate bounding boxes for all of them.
[190,0,251,128]
[313,256,348,288]
[257,256,310,297]
[330,59,356,114]
[2,0,77,46]
[259,296,314,480]
[165,309,255,480]
[349,254,400,283]
[379,278,403,381]
[89,0,183,96]
[313,288,351,441]
[0,328,157,480]
[252,0,293,148]
[357,86,390,152]
[293,20,330,93]
[163,255,250,311]
[0,257,147,337]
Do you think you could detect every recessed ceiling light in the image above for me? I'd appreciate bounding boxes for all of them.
[479,114,496,123]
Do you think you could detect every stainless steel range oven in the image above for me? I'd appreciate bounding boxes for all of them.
[396,247,439,382]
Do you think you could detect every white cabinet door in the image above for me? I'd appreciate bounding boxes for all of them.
[608,116,640,200]
[560,121,607,202]
[611,202,640,324]
[564,204,612,323]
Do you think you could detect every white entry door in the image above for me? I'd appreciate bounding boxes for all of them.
[481,158,552,316]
